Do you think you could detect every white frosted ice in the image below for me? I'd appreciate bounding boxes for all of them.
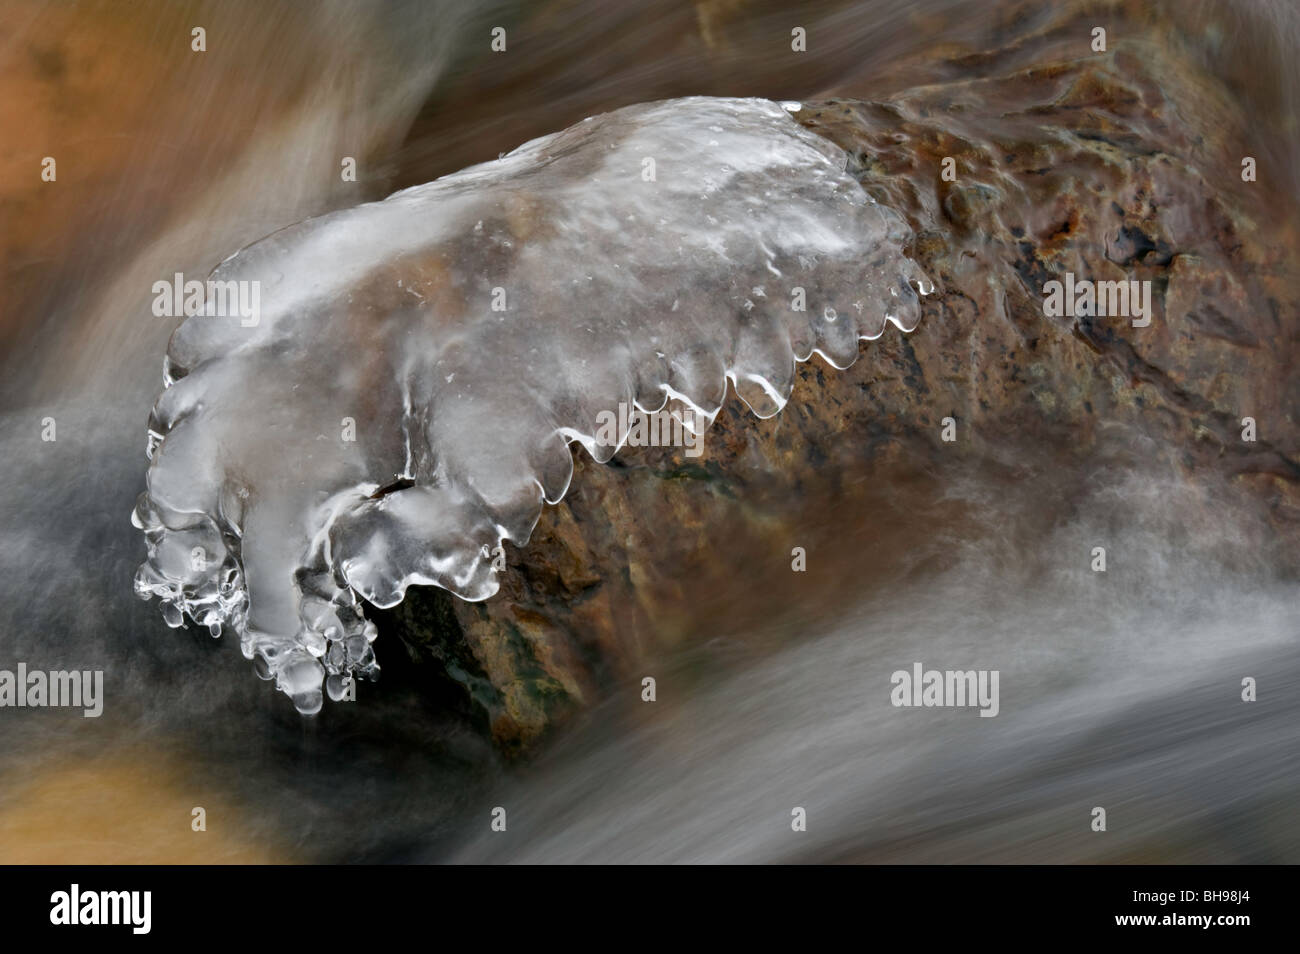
[132,96,930,713]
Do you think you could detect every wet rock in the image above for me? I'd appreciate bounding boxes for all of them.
[382,12,1298,752]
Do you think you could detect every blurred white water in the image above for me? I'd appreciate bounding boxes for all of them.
[449,470,1300,863]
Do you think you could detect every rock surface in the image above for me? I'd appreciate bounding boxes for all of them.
[376,11,1299,753]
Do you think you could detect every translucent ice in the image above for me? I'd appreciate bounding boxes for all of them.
[132,96,931,713]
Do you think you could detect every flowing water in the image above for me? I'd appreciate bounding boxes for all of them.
[0,0,1296,862]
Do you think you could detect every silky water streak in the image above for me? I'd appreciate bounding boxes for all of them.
[132,96,932,714]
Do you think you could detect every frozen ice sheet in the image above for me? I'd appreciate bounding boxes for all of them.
[132,97,930,713]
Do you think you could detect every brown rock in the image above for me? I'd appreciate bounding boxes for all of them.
[377,8,1299,753]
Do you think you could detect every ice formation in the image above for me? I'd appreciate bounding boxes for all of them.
[132,96,931,713]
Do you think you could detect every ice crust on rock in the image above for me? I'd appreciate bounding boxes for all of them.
[132,96,931,713]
